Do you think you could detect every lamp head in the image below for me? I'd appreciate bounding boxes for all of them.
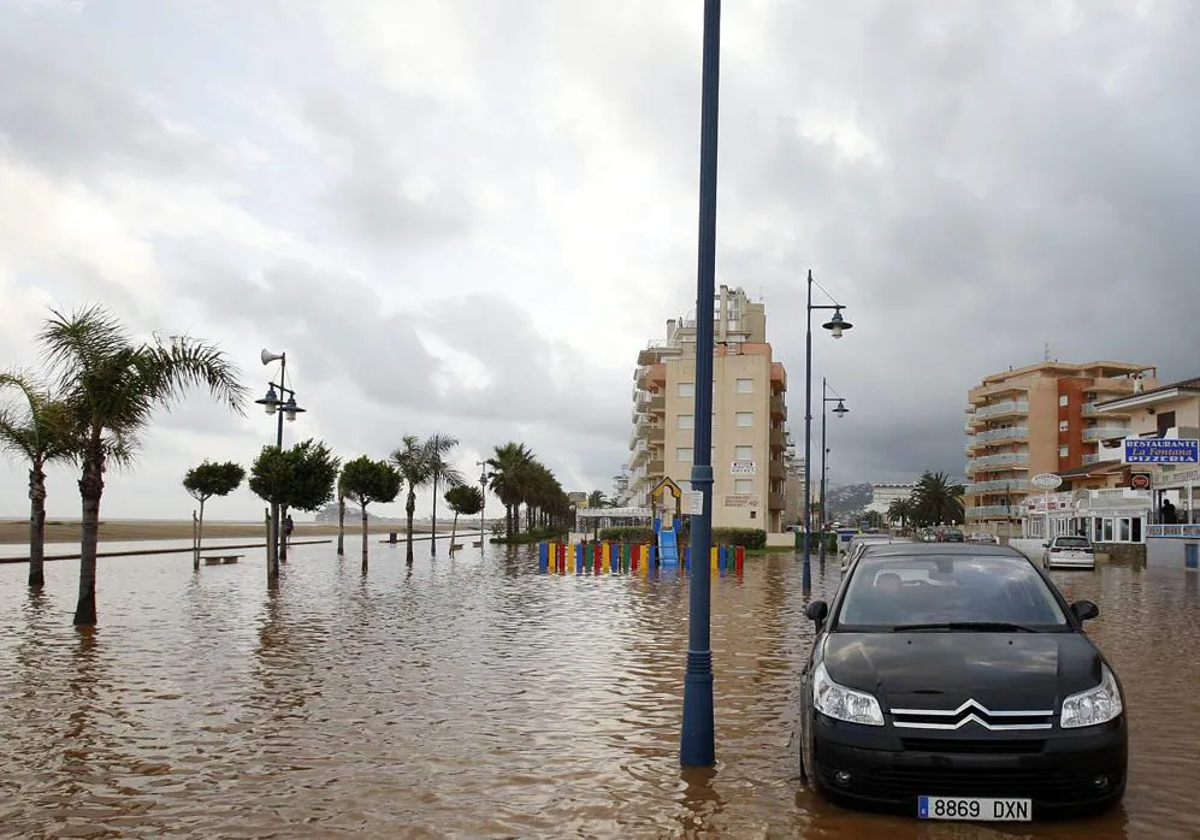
[833,400,849,417]
[822,308,853,339]
[255,385,280,415]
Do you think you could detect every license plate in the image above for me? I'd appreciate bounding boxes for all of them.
[918,795,1031,821]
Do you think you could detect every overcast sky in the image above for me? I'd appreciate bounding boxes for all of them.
[2,0,1199,521]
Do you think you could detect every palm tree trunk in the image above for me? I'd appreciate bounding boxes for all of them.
[28,464,47,589]
[361,505,369,573]
[73,454,103,627]
[450,512,458,552]
[430,477,439,556]
[337,495,346,555]
[506,504,514,540]
[405,487,416,563]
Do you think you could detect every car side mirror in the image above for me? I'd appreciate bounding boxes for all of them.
[1042,542,1049,548]
[1070,600,1099,622]
[805,600,828,625]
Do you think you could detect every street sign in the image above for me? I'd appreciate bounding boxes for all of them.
[1031,473,1063,490]
[688,491,704,516]
[1122,438,1200,464]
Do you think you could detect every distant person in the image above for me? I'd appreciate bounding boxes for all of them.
[285,514,295,543]
[1162,499,1177,525]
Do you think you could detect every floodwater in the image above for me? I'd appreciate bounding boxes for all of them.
[1,544,1198,839]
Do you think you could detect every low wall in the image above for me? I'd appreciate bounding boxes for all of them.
[1006,538,1043,560]
[1147,537,1200,570]
[1093,542,1145,564]
[766,532,795,549]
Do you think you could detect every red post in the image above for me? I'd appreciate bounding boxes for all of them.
[593,542,602,575]
[735,545,745,575]
[632,544,640,571]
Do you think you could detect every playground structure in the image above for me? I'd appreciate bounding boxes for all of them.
[538,540,745,576]
[650,477,685,567]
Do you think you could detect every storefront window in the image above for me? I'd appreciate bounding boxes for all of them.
[1119,518,1131,542]
[1103,518,1114,542]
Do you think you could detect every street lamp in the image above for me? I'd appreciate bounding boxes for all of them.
[818,379,848,565]
[255,348,305,583]
[680,0,721,770]
[803,270,853,592]
[477,461,491,548]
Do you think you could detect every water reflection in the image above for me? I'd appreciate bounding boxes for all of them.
[0,547,1196,837]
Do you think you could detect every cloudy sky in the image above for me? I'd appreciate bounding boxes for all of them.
[2,0,1198,521]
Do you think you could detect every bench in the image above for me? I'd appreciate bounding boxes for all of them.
[450,543,463,551]
[203,555,244,565]
[472,540,483,547]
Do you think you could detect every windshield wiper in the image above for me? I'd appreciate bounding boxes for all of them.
[891,621,1038,633]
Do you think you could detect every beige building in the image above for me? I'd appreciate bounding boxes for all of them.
[964,360,1159,529]
[629,285,791,532]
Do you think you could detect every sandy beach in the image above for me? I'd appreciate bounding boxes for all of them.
[0,518,465,545]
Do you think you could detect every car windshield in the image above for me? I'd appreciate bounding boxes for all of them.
[837,555,1068,631]
[1054,536,1090,548]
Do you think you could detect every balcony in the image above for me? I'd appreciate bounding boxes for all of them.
[1082,453,1104,464]
[649,394,665,414]
[648,426,664,444]
[967,478,1031,494]
[637,339,682,366]
[1090,376,1137,393]
[966,452,1030,473]
[769,427,786,449]
[769,460,785,480]
[647,459,665,476]
[966,505,1019,519]
[975,401,1029,420]
[768,492,785,510]
[770,394,787,419]
[1084,401,1129,417]
[973,426,1029,445]
[1083,426,1129,441]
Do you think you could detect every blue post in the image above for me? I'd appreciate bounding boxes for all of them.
[681,0,721,770]
[538,542,548,574]
[576,543,584,575]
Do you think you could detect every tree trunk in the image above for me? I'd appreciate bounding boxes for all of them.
[430,477,439,556]
[265,507,276,587]
[450,512,458,553]
[73,453,104,627]
[361,504,369,573]
[194,498,206,572]
[279,504,289,563]
[405,486,416,563]
[28,463,46,589]
[337,495,346,555]
[505,504,514,540]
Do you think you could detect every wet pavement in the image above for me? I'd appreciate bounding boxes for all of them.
[0,543,1197,838]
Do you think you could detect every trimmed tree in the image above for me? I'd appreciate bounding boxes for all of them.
[249,439,340,584]
[339,456,402,571]
[445,484,483,551]
[183,460,245,570]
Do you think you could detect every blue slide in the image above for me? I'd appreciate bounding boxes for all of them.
[656,518,680,566]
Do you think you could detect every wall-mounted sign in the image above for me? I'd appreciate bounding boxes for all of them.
[688,491,704,516]
[731,460,756,475]
[1123,438,1200,464]
[1130,473,1151,491]
[723,494,759,507]
[1031,473,1063,490]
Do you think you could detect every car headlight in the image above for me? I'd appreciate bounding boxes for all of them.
[1061,666,1123,729]
[812,662,884,726]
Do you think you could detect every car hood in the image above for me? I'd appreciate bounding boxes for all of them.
[821,632,1104,711]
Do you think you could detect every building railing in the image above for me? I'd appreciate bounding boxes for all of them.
[975,401,1030,419]
[966,505,1018,518]
[967,479,1031,494]
[1082,453,1103,464]
[1083,426,1129,441]
[967,452,1030,472]
[973,426,1029,444]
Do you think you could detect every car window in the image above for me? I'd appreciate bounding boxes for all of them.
[836,555,1068,630]
[1053,536,1091,548]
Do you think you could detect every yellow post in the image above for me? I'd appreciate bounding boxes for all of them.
[711,545,718,573]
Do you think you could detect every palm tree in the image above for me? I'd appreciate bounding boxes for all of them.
[423,433,463,555]
[911,471,965,528]
[39,305,247,626]
[0,373,78,588]
[487,441,534,539]
[887,496,915,531]
[587,489,608,509]
[391,434,432,563]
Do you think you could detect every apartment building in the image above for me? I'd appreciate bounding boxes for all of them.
[964,360,1158,529]
[628,285,791,532]
[865,483,916,518]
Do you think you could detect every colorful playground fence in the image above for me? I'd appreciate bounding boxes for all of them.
[537,541,745,576]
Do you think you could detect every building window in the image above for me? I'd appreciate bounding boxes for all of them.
[676,447,692,463]
[677,414,694,430]
[678,382,695,398]
[1059,395,1069,407]
[1158,411,1176,436]
[736,378,753,394]
[1059,445,1069,457]
[735,445,753,460]
[1119,518,1131,542]
[735,479,753,494]
[736,411,753,427]
[1059,420,1069,432]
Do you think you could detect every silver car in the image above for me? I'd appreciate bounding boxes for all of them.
[1042,535,1096,570]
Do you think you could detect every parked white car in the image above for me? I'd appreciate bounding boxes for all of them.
[1042,535,1096,570]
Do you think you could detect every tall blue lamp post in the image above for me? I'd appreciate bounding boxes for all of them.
[817,378,848,565]
[802,271,852,591]
[680,0,722,769]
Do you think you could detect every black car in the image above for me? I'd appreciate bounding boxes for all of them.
[799,543,1126,823]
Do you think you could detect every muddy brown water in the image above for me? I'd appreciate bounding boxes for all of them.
[1,546,1197,838]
